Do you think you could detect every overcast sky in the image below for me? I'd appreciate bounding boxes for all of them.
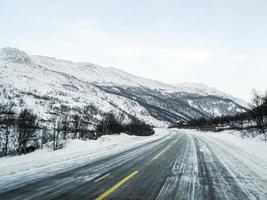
[1,0,267,101]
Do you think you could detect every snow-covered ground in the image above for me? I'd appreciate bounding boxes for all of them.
[0,129,169,190]
[171,129,267,199]
[1,128,267,199]
[180,129,267,162]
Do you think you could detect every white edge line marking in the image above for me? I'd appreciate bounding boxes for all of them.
[94,173,111,182]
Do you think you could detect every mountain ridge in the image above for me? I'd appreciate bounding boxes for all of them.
[0,47,248,127]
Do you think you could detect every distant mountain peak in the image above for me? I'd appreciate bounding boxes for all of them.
[0,47,33,65]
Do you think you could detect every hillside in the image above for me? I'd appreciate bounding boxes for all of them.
[0,47,247,126]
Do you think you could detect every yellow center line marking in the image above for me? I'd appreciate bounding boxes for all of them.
[151,144,172,161]
[95,170,138,200]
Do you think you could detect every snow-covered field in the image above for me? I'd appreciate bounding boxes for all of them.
[0,129,169,190]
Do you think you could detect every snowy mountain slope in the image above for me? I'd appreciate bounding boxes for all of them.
[99,85,246,122]
[174,82,248,108]
[0,48,164,127]
[31,54,248,108]
[31,55,176,91]
[0,47,248,126]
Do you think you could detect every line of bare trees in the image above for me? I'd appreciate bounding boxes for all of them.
[47,106,97,151]
[96,113,154,136]
[0,102,155,157]
[0,104,98,157]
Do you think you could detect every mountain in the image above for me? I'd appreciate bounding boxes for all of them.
[0,47,248,127]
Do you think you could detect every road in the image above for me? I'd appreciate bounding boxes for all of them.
[0,129,267,200]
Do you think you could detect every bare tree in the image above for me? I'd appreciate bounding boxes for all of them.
[49,109,70,151]
[72,114,81,139]
[50,115,62,151]
[17,109,38,155]
[40,125,49,150]
[61,113,70,140]
[251,90,265,132]
[0,103,16,156]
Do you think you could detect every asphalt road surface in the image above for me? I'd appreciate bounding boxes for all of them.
[0,130,266,200]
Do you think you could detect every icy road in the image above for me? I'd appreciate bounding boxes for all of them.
[0,129,267,200]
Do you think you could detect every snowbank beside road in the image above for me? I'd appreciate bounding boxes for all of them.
[180,129,267,163]
[0,129,170,190]
[171,129,267,199]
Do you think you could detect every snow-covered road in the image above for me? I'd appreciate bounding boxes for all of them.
[158,130,267,200]
[0,129,266,200]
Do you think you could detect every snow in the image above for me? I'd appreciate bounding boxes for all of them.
[0,129,169,190]
[182,129,267,162]
[2,47,247,106]
[157,133,199,200]
[175,82,248,108]
[1,128,266,198]
[31,55,175,91]
[0,47,33,65]
[178,129,267,199]
[33,54,247,108]
[156,129,267,199]
[0,47,247,127]
[0,49,166,126]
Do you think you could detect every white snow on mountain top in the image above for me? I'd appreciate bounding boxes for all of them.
[31,55,174,90]
[0,47,248,108]
[0,47,33,65]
